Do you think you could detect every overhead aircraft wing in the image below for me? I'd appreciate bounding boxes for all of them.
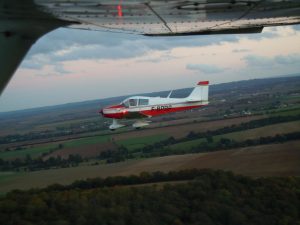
[1,0,300,94]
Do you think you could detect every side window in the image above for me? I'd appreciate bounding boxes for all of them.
[139,99,149,106]
[129,99,138,107]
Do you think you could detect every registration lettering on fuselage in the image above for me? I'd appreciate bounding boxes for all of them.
[151,105,172,110]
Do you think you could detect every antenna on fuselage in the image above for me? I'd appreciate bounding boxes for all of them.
[167,90,173,98]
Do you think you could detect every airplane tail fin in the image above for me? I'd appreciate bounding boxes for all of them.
[186,81,209,102]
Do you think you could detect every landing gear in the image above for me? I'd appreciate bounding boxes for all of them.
[109,119,126,131]
[132,120,150,129]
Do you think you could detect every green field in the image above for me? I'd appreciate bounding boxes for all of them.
[0,135,111,160]
[62,135,111,148]
[117,134,170,151]
[0,171,24,192]
[36,116,101,130]
[268,107,300,116]
[169,138,207,150]
[0,144,58,160]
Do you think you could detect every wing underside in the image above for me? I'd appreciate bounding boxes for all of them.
[1,0,300,93]
[35,0,300,36]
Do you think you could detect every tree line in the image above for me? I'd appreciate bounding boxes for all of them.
[1,169,300,225]
[0,154,83,171]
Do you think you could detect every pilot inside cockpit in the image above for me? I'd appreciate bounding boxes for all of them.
[121,98,149,108]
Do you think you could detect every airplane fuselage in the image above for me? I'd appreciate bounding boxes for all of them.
[100,97,208,120]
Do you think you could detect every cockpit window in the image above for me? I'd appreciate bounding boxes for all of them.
[122,100,130,108]
[129,99,138,107]
[139,99,149,106]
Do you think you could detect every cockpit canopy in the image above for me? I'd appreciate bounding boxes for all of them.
[121,97,149,108]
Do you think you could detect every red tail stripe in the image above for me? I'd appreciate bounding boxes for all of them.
[198,81,209,85]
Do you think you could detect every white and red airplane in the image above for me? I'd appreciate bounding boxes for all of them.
[100,81,209,130]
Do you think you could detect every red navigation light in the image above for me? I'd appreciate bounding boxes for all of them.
[117,5,123,17]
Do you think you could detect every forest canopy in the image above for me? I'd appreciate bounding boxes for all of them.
[1,169,300,225]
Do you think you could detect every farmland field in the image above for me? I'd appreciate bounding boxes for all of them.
[1,76,300,194]
[0,136,111,160]
[111,115,265,140]
[167,120,300,150]
[268,107,300,116]
[0,144,58,160]
[1,115,265,160]
[44,142,118,159]
[116,134,170,151]
[169,139,207,150]
[1,140,299,193]
[215,120,300,141]
[62,135,111,148]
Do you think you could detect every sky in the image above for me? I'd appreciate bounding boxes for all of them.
[0,25,300,112]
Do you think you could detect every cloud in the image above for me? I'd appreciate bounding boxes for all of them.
[232,48,250,53]
[21,24,296,74]
[53,63,71,75]
[243,55,274,67]
[20,59,44,70]
[244,54,300,68]
[275,54,300,65]
[186,64,225,74]
[291,25,300,31]
[24,28,240,60]
[22,28,242,73]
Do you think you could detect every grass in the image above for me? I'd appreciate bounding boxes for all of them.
[0,135,111,160]
[62,135,111,148]
[267,107,300,116]
[0,144,58,160]
[0,171,23,184]
[117,134,170,151]
[169,139,207,150]
[36,116,100,130]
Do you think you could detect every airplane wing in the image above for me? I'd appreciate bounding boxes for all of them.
[1,0,300,93]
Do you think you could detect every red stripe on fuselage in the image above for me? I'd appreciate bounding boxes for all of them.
[102,104,207,119]
[141,105,205,117]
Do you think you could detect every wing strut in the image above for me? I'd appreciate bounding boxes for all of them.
[145,3,173,33]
